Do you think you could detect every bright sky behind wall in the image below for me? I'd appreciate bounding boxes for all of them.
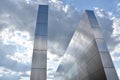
[0,0,120,80]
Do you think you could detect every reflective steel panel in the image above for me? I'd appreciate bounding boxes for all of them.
[30,69,46,80]
[54,10,119,80]
[96,38,108,52]
[100,52,114,68]
[34,36,47,50]
[35,23,48,36]
[32,50,47,68]
[30,5,48,80]
[105,68,119,80]
[30,5,119,80]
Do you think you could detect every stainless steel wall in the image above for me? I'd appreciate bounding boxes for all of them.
[55,10,119,80]
[30,5,48,80]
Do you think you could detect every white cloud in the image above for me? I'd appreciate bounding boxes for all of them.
[19,77,29,80]
[0,28,33,64]
[111,41,120,62]
[0,67,30,80]
[47,51,59,61]
[50,0,59,3]
[111,17,120,41]
[7,52,31,64]
[47,51,60,80]
[94,7,106,18]
[25,0,31,4]
[108,12,113,17]
[63,5,69,13]
[117,68,120,79]
[0,28,31,45]
[110,15,120,62]
[117,2,120,11]
[0,27,32,79]
[48,0,80,57]
[117,2,120,7]
[32,0,48,4]
[49,0,66,12]
[0,67,19,80]
[49,0,78,16]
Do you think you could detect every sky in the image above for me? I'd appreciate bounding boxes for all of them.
[0,0,120,80]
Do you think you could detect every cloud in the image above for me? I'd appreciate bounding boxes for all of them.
[117,2,120,11]
[48,0,80,57]
[111,17,120,41]
[94,7,107,18]
[0,1,37,78]
[0,27,32,72]
[111,43,120,61]
[0,0,37,38]
[117,68,120,79]
[0,67,20,80]
[110,17,120,62]
[0,67,30,80]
